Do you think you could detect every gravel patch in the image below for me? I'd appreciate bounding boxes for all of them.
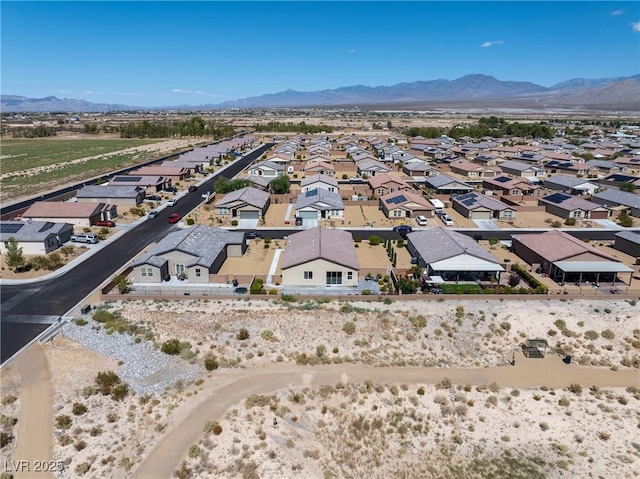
[62,322,201,395]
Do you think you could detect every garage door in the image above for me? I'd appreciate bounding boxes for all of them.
[298,210,318,219]
[239,210,259,219]
[470,210,492,220]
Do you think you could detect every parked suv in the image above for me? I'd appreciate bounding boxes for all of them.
[393,225,413,234]
[70,233,98,244]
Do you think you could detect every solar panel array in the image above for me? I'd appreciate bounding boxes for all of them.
[455,192,478,207]
[494,176,511,183]
[114,176,142,182]
[385,194,408,204]
[305,188,318,197]
[543,192,571,204]
[0,223,24,234]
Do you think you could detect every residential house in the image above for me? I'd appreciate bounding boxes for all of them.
[585,159,627,175]
[214,187,270,220]
[423,175,474,195]
[450,161,499,178]
[21,201,117,227]
[538,193,610,220]
[542,175,598,195]
[280,227,359,288]
[511,230,634,285]
[131,225,246,283]
[76,185,145,207]
[129,165,190,183]
[356,160,392,177]
[295,189,344,220]
[402,160,439,177]
[498,160,546,178]
[544,160,599,177]
[248,161,285,178]
[379,191,435,220]
[0,220,74,255]
[590,189,640,217]
[368,174,412,197]
[406,228,504,282]
[613,231,640,258]
[451,192,516,220]
[303,160,335,177]
[482,176,543,197]
[300,174,339,193]
[597,173,640,190]
[110,174,170,192]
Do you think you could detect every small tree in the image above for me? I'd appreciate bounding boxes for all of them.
[617,212,633,227]
[508,273,521,287]
[5,237,25,269]
[112,274,132,294]
[269,175,291,194]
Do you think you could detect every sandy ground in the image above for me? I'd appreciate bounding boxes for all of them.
[2,298,639,479]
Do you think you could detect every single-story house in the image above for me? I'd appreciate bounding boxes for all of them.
[265,153,293,165]
[280,227,359,287]
[450,161,499,178]
[248,161,285,177]
[303,160,335,177]
[214,187,270,219]
[590,189,640,217]
[75,185,145,207]
[402,160,439,177]
[423,175,474,195]
[538,193,610,220]
[0,220,74,255]
[451,192,516,220]
[511,230,634,285]
[131,225,246,283]
[109,174,171,192]
[585,159,627,174]
[406,228,505,282]
[379,191,435,219]
[498,160,546,178]
[542,174,598,195]
[597,173,640,190]
[295,188,344,220]
[356,160,391,177]
[368,174,412,196]
[129,165,190,182]
[613,231,640,258]
[482,176,543,197]
[21,201,118,227]
[301,174,339,193]
[544,160,599,177]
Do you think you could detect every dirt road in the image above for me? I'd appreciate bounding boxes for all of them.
[12,344,54,479]
[132,356,640,478]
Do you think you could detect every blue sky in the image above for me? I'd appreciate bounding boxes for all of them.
[2,1,639,107]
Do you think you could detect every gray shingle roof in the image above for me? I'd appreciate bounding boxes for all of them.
[424,175,471,188]
[452,192,509,211]
[300,174,338,188]
[132,225,244,269]
[543,174,592,188]
[0,220,71,242]
[215,187,270,208]
[76,185,142,198]
[407,228,501,265]
[280,227,359,270]
[295,189,344,210]
[614,230,640,245]
[592,189,640,209]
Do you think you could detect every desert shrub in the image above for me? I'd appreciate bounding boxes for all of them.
[204,353,219,371]
[188,444,200,459]
[237,328,250,340]
[417,387,425,396]
[161,338,182,355]
[261,329,277,341]
[508,273,521,287]
[564,217,576,226]
[74,317,88,326]
[95,371,121,395]
[0,432,12,449]
[280,294,297,302]
[1,395,16,406]
[72,402,87,415]
[584,330,599,340]
[92,309,114,323]
[75,463,91,476]
[111,383,129,401]
[368,235,382,246]
[55,414,72,430]
[568,384,583,395]
[343,322,356,335]
[74,439,87,451]
[601,329,615,340]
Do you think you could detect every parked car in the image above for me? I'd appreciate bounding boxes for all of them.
[164,186,178,193]
[70,233,98,244]
[393,225,413,234]
[148,210,159,219]
[145,194,162,201]
[441,215,454,226]
[93,220,115,227]
[167,198,178,207]
[415,215,428,226]
[188,185,198,192]
[245,232,262,240]
[234,287,248,295]
[168,213,182,223]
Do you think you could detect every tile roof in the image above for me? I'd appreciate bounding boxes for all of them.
[543,174,594,188]
[23,201,106,218]
[280,227,359,270]
[132,225,244,269]
[539,193,603,211]
[512,230,618,262]
[407,228,501,265]
[300,174,338,188]
[368,174,410,189]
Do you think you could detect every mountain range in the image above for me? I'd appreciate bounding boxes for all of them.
[2,74,639,113]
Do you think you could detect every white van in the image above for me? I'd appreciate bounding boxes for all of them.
[415,215,428,226]
[429,198,445,214]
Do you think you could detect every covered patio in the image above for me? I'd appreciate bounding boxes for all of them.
[552,261,634,287]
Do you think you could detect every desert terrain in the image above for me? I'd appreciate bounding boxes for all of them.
[1,297,639,479]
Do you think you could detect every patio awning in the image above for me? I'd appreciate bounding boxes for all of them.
[553,261,634,274]
[431,254,505,272]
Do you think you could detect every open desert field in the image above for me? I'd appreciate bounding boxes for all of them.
[1,297,639,479]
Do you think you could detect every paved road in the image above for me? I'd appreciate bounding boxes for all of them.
[0,144,274,364]
[131,358,640,479]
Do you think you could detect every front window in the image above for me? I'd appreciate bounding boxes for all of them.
[304,271,313,280]
[176,264,185,276]
[195,268,201,278]
[347,272,353,280]
[326,271,343,285]
[392,210,403,217]
[141,267,153,277]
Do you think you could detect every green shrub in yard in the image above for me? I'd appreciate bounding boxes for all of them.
[368,235,382,246]
[95,371,121,395]
[565,217,576,226]
[250,278,264,294]
[186,218,195,225]
[509,264,548,294]
[92,309,114,323]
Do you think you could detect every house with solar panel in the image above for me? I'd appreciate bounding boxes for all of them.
[511,230,634,287]
[280,227,360,289]
[590,189,640,217]
[130,225,246,283]
[0,220,74,256]
[379,191,435,219]
[214,187,270,220]
[541,174,598,196]
[423,175,474,195]
[538,193,610,220]
[544,160,599,178]
[482,176,543,197]
[597,173,640,190]
[406,228,504,283]
[295,189,344,221]
[451,192,516,220]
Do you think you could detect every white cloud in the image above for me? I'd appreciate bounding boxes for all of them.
[481,40,503,48]
[632,22,640,32]
[610,10,623,16]
[172,89,204,95]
